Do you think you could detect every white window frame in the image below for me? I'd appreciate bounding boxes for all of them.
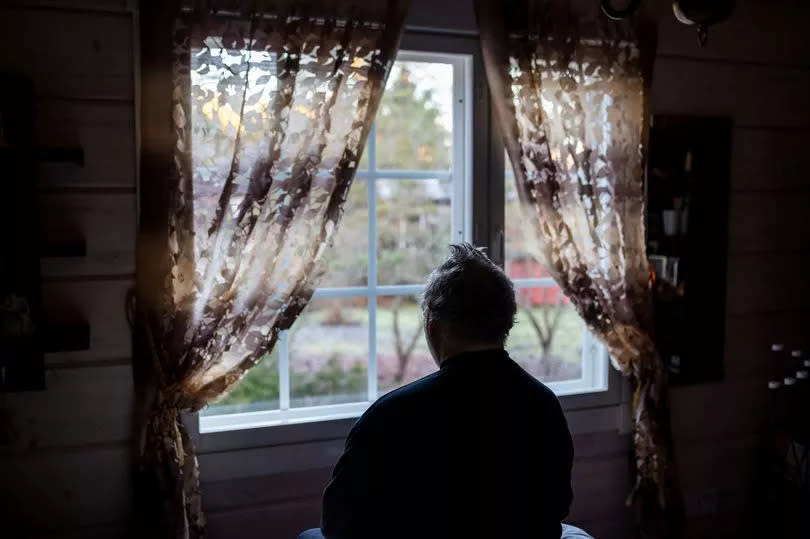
[193,32,627,457]
[200,48,474,434]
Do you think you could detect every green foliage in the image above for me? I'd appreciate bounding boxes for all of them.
[322,63,454,288]
[291,355,367,398]
[319,182,369,287]
[376,181,451,285]
[216,353,280,406]
[215,351,368,407]
[375,65,451,170]
[212,63,462,408]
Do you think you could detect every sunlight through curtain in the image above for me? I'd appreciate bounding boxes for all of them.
[136,1,408,536]
[476,0,681,534]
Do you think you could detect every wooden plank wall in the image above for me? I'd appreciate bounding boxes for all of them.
[201,1,810,537]
[202,2,810,537]
[0,1,137,537]
[1,0,808,538]
[650,0,810,535]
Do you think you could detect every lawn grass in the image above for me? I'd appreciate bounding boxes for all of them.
[207,301,587,412]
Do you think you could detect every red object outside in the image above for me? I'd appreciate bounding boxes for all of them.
[508,260,570,306]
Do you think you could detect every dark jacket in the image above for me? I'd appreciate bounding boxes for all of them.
[321,349,574,538]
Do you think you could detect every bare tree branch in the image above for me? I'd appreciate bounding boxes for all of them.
[519,288,566,377]
[392,296,423,383]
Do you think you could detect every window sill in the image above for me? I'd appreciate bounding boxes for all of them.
[192,369,628,478]
[192,402,629,484]
[199,375,616,434]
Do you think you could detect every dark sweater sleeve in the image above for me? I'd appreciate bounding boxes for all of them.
[321,413,380,538]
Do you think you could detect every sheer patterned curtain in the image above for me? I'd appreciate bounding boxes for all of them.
[476,0,681,533]
[136,1,408,536]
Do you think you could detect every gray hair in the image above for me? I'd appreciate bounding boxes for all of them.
[421,243,517,344]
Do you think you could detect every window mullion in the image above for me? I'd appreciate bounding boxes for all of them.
[512,277,558,289]
[451,57,467,244]
[358,170,451,180]
[367,123,378,402]
[279,330,290,411]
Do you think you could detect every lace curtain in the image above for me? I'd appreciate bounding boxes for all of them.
[476,0,681,533]
[136,1,408,536]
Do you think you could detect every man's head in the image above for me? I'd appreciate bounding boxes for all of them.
[421,243,517,364]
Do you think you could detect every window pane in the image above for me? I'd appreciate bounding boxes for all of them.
[319,180,369,287]
[506,286,584,383]
[376,61,453,171]
[202,347,280,415]
[505,156,548,279]
[377,295,436,394]
[377,178,452,285]
[289,296,368,407]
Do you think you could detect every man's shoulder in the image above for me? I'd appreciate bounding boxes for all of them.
[376,370,444,407]
[517,364,561,401]
[357,371,443,424]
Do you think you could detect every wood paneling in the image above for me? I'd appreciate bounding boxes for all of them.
[206,497,322,539]
[731,128,810,192]
[1,3,137,538]
[11,0,128,11]
[0,446,132,534]
[199,439,347,484]
[728,193,810,253]
[574,515,633,539]
[569,454,631,523]
[202,467,332,514]
[724,312,809,379]
[572,430,631,459]
[198,416,355,454]
[674,434,760,517]
[2,1,809,537]
[725,253,810,315]
[405,0,476,33]
[651,0,810,67]
[2,365,133,450]
[201,451,634,539]
[652,58,810,128]
[39,193,136,277]
[670,379,767,443]
[34,522,131,539]
[0,8,133,100]
[37,100,136,188]
[42,279,133,364]
[406,0,810,70]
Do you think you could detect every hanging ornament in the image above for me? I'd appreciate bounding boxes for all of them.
[672,0,735,46]
[601,0,642,20]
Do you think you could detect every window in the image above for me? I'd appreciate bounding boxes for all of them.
[201,51,472,432]
[503,162,609,396]
[199,39,613,436]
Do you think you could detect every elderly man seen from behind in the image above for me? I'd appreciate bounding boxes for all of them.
[299,243,592,539]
